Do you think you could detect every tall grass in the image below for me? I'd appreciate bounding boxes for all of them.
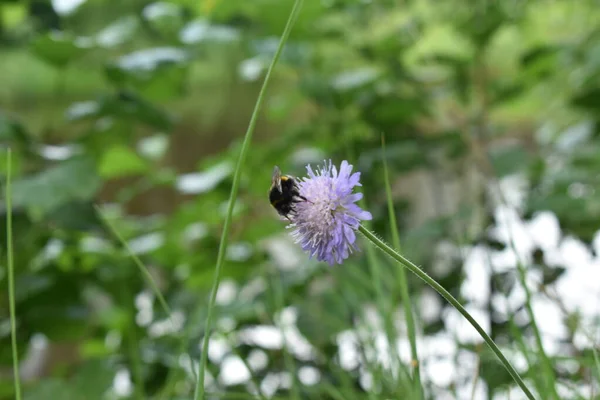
[361,215,414,395]
[5,149,22,400]
[193,1,304,399]
[482,245,546,396]
[492,184,559,399]
[591,341,600,394]
[381,135,422,398]
[122,281,145,400]
[347,136,416,397]
[358,225,536,400]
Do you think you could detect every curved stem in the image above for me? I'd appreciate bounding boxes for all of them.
[358,225,536,400]
[193,1,304,399]
[6,149,22,400]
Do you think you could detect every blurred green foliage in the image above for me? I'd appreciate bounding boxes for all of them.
[2,0,600,399]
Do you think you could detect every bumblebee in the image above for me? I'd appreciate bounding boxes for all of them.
[269,166,307,219]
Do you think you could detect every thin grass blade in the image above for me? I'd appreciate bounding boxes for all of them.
[381,134,423,398]
[6,149,22,400]
[193,1,304,398]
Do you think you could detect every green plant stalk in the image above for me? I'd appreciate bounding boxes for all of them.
[381,135,422,398]
[320,361,357,400]
[469,350,482,400]
[485,250,547,397]
[338,262,414,398]
[591,343,600,392]
[193,1,303,398]
[345,126,406,394]
[358,225,536,400]
[362,221,414,396]
[484,175,558,398]
[498,208,559,400]
[123,282,145,400]
[354,326,386,400]
[6,149,22,400]
[321,384,347,400]
[510,314,547,396]
[515,262,559,399]
[337,238,406,397]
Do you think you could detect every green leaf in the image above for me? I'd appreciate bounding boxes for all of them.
[106,61,188,101]
[84,92,173,131]
[66,93,173,131]
[105,47,189,100]
[30,32,90,68]
[11,156,102,216]
[99,145,148,178]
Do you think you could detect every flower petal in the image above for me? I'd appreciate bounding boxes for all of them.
[288,159,372,265]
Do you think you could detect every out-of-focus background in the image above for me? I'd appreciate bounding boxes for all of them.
[1,0,600,399]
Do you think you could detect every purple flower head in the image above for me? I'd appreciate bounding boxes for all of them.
[289,160,372,265]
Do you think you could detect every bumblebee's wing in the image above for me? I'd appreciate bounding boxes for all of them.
[272,166,283,192]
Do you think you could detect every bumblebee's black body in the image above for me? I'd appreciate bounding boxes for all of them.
[269,166,306,219]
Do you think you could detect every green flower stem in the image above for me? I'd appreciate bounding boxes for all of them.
[484,250,547,396]
[358,225,536,400]
[516,260,558,398]
[6,149,22,400]
[122,281,145,400]
[381,135,422,398]
[193,1,303,399]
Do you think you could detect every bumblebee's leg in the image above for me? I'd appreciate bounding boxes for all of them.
[292,192,310,203]
[299,195,312,203]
